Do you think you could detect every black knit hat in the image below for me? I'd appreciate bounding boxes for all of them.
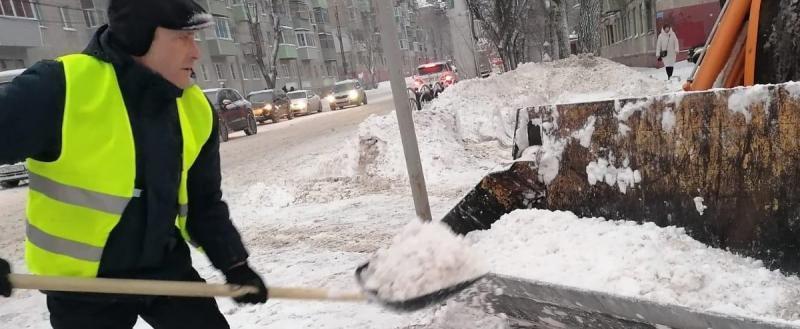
[108,0,214,56]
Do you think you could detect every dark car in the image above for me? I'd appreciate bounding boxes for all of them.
[203,88,257,142]
[327,79,367,110]
[0,69,29,188]
[247,89,292,124]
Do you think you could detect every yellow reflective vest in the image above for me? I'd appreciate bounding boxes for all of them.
[25,54,212,277]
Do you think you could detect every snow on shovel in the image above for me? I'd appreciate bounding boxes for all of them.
[353,220,488,312]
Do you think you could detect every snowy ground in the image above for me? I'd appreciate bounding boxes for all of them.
[4,56,800,328]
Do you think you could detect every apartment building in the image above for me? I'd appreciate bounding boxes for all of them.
[0,0,110,70]
[1,0,436,94]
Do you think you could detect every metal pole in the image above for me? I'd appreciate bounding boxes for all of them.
[375,0,432,221]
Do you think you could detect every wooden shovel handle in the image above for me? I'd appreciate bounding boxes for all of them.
[8,274,365,302]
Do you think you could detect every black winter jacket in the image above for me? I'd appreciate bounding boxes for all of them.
[0,26,248,281]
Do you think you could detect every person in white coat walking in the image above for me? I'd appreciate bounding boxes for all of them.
[656,23,680,80]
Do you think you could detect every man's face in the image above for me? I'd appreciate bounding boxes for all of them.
[135,27,200,89]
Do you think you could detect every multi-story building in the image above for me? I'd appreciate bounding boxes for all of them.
[416,3,453,64]
[0,0,111,70]
[1,0,437,94]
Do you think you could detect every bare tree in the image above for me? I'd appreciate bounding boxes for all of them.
[360,13,381,87]
[331,0,350,77]
[465,0,532,71]
[576,0,602,54]
[551,0,571,59]
[243,0,285,89]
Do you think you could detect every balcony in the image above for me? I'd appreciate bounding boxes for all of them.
[278,44,298,59]
[321,47,338,61]
[207,38,239,57]
[0,17,42,48]
[298,46,321,61]
[292,16,313,30]
[311,0,328,9]
[201,0,231,16]
[231,5,249,22]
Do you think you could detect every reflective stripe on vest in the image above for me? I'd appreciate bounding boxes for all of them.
[25,54,212,277]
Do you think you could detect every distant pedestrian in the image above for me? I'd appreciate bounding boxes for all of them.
[290,86,296,92]
[282,85,288,93]
[656,23,680,80]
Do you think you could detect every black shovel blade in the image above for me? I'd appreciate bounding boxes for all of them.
[354,262,485,312]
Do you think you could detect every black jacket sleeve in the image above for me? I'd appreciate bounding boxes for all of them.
[186,107,249,271]
[0,61,65,165]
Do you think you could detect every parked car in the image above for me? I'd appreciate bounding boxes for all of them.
[203,88,257,142]
[288,90,322,115]
[408,61,459,103]
[0,69,29,188]
[326,79,368,110]
[247,89,292,123]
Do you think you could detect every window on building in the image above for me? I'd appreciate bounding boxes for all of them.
[214,16,232,40]
[313,8,328,24]
[251,64,261,79]
[59,7,74,30]
[81,0,106,28]
[241,63,249,80]
[200,64,210,81]
[32,2,43,25]
[644,1,654,32]
[318,33,336,49]
[278,28,294,44]
[0,0,34,18]
[280,63,290,77]
[296,31,316,47]
[215,63,226,80]
[230,63,237,80]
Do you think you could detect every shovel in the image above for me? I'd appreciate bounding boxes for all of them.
[6,267,482,313]
[6,273,366,302]
[353,262,485,312]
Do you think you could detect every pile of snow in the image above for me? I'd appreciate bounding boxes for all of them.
[466,209,800,323]
[362,220,486,301]
[334,56,675,191]
[354,110,480,187]
[728,84,771,123]
[431,55,674,145]
[787,81,800,99]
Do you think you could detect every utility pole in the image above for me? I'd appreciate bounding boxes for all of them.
[376,0,432,221]
[334,1,349,77]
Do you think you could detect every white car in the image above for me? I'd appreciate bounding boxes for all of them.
[288,90,322,115]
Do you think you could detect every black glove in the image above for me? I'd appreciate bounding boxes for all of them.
[224,263,267,304]
[1,258,11,297]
